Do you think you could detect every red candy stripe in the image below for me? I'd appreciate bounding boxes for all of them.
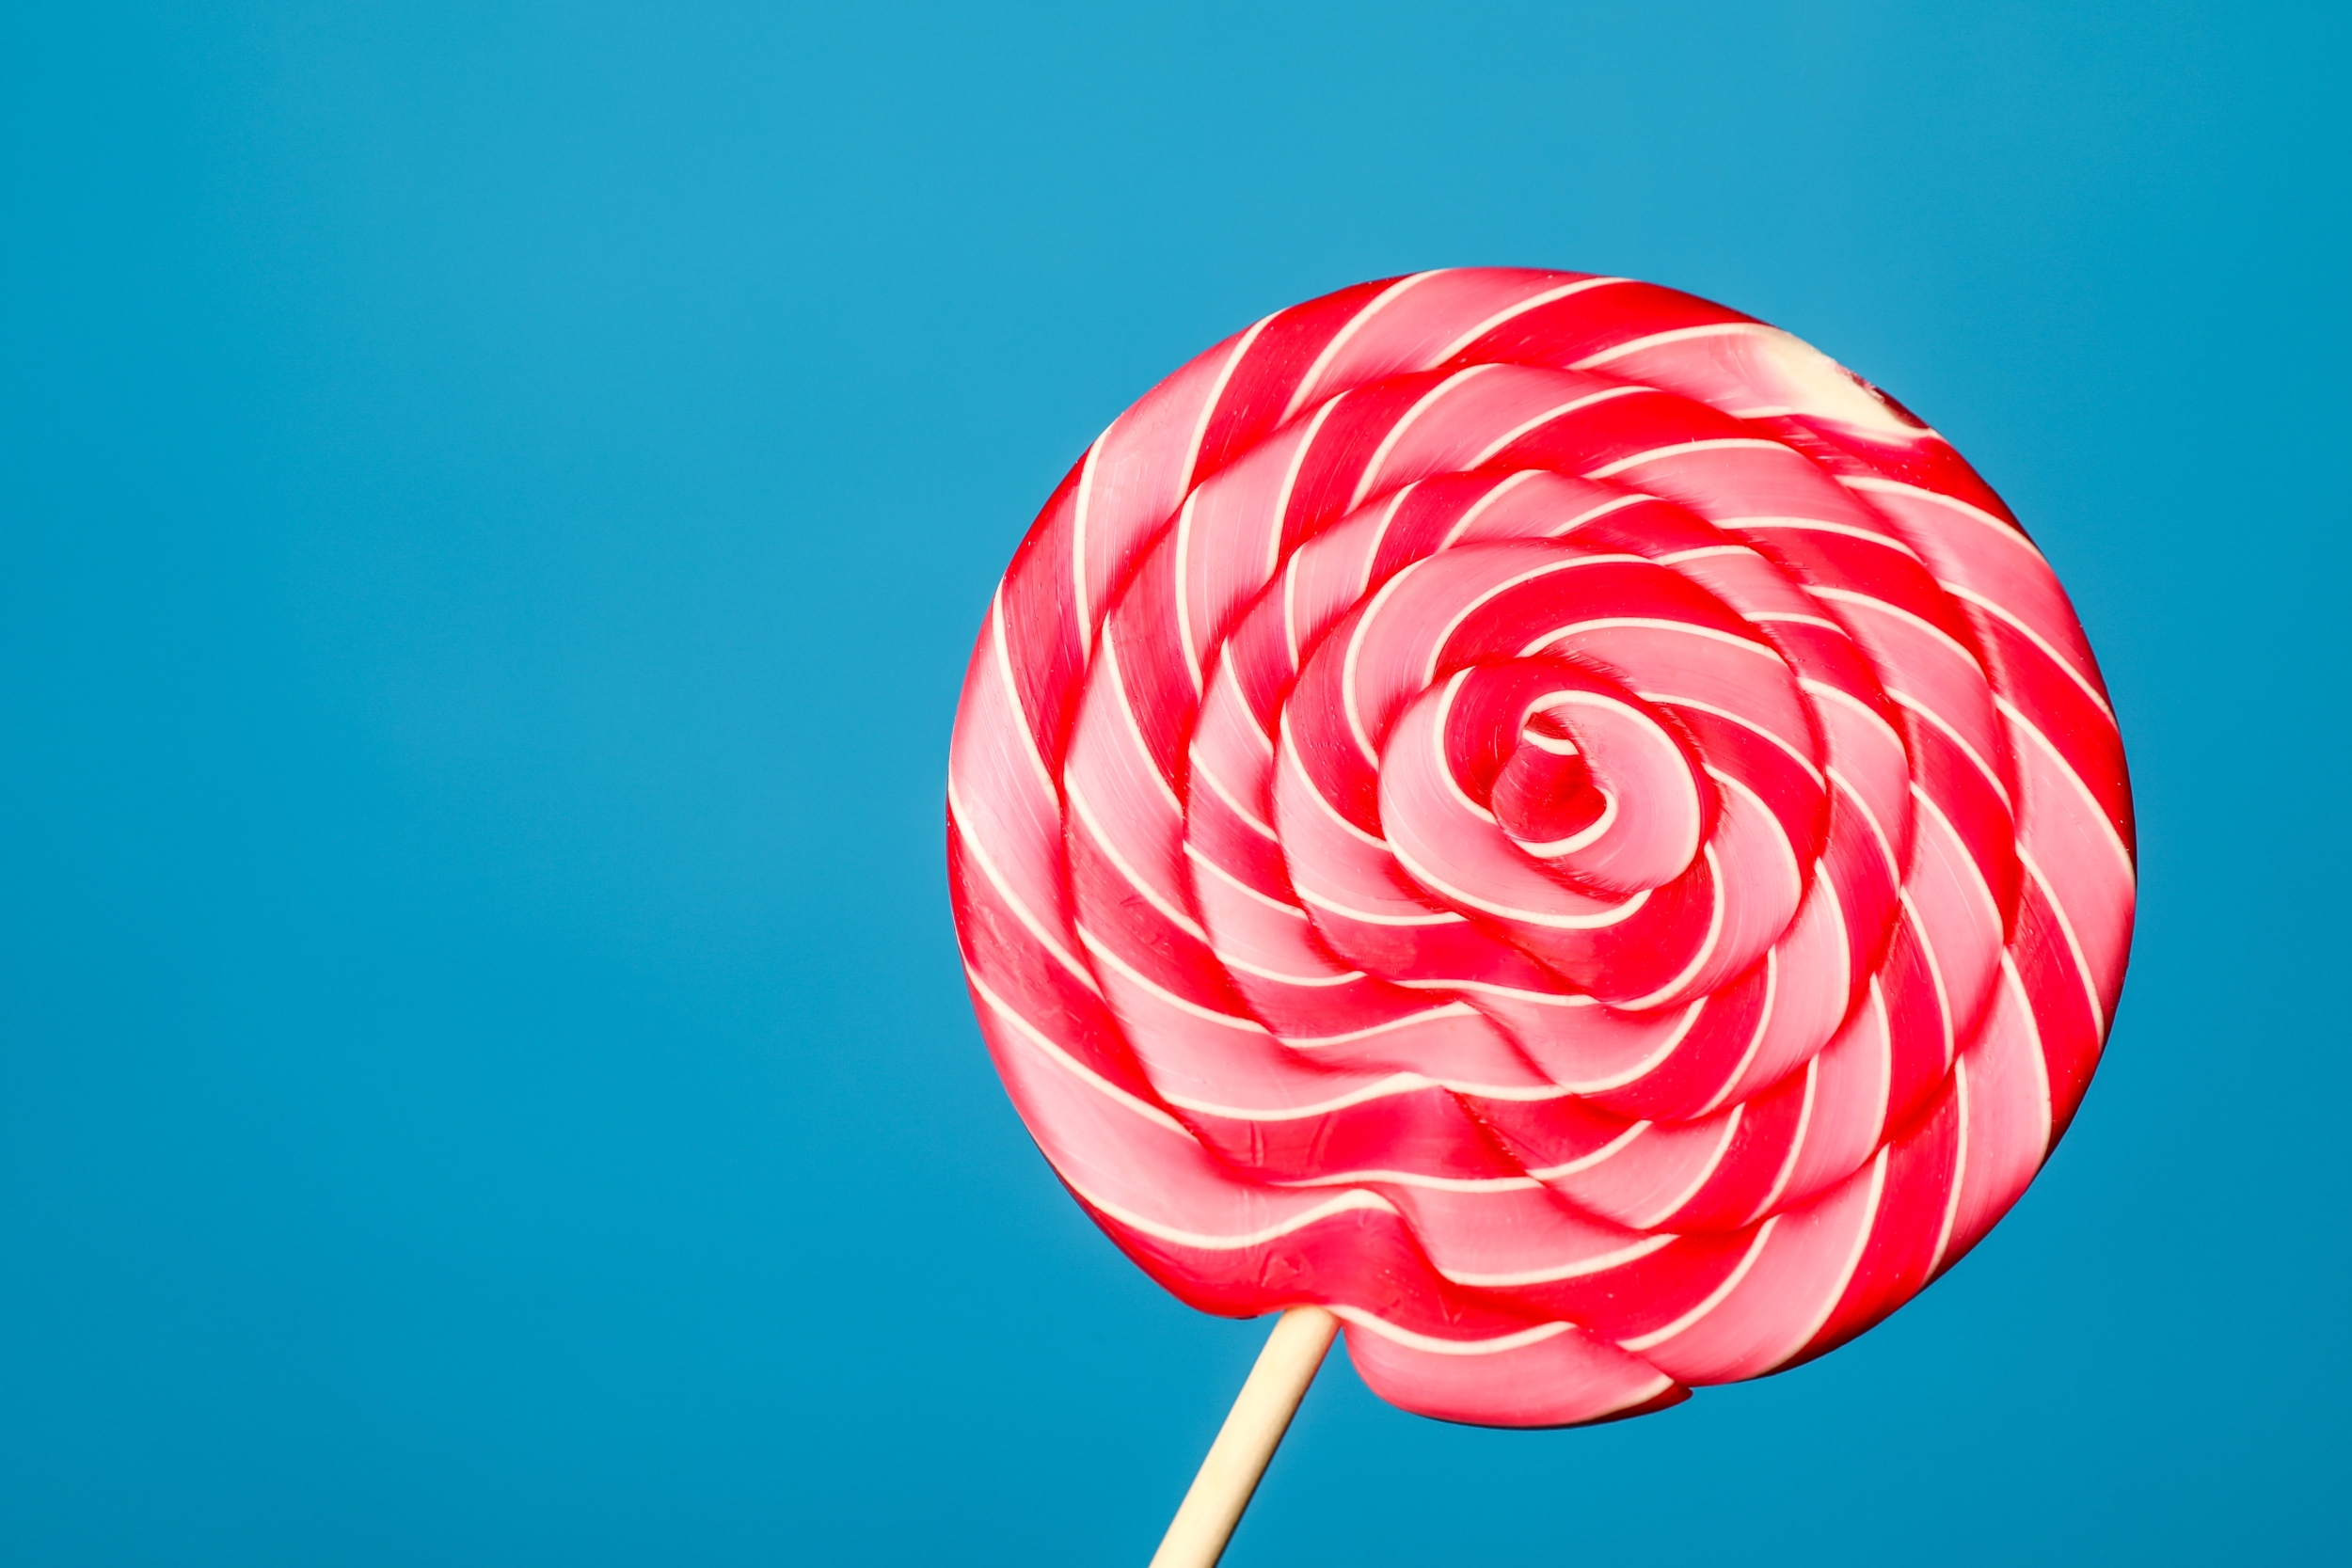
[947,270,2135,1428]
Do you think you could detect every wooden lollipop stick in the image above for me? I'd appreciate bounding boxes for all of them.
[1148,1307,1339,1568]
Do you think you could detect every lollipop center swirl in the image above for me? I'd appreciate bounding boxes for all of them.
[1487,714,1611,857]
[1492,688,1708,895]
[1378,657,1710,933]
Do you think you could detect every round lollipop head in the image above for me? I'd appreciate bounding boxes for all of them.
[947,271,2134,1428]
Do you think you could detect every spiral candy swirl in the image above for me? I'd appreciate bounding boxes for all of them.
[947,271,2134,1427]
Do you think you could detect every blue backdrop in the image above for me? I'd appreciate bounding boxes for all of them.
[4,3,2344,1562]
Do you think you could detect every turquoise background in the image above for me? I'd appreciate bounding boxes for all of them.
[4,3,2344,1562]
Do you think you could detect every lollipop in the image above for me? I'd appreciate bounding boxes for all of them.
[946,270,2133,1556]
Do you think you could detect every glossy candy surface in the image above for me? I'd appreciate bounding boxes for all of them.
[947,271,2134,1428]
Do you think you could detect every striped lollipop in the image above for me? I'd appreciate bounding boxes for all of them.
[947,271,2133,1453]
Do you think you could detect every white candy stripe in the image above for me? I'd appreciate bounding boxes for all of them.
[1465,385,1654,467]
[1938,578,2117,722]
[965,966,1186,1134]
[1192,755,1280,840]
[1838,475,2053,566]
[948,779,1098,991]
[1570,320,1772,372]
[1076,923,1266,1033]
[1581,438,1789,480]
[1994,695,2137,885]
[1724,515,1927,561]
[1279,270,1444,423]
[1080,1180,1400,1251]
[1618,1219,1778,1352]
[1445,1233,1680,1288]
[1279,1169,1544,1194]
[1629,1104,1744,1229]
[1070,433,1104,664]
[1065,780,1211,943]
[1177,313,1273,494]
[1330,1306,1576,1355]
[1349,363,1502,510]
[1888,687,2016,809]
[1770,1145,1891,1370]
[1429,275,1629,363]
